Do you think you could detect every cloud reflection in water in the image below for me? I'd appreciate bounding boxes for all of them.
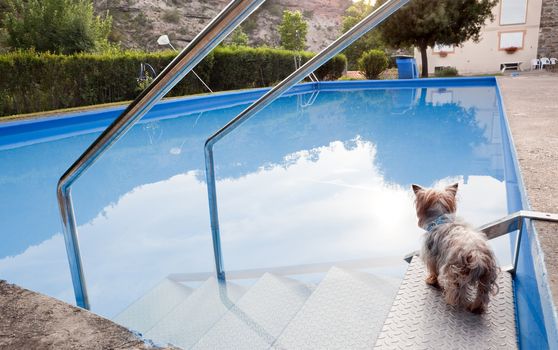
[0,137,507,318]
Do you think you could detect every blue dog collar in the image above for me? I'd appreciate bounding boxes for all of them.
[425,215,452,232]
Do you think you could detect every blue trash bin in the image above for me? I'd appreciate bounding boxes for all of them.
[395,56,418,79]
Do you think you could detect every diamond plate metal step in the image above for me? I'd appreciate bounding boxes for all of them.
[192,273,314,350]
[272,267,401,350]
[113,278,193,334]
[144,277,246,349]
[374,257,517,350]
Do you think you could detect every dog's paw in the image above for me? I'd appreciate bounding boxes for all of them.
[425,275,440,288]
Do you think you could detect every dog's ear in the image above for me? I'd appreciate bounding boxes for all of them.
[412,184,423,195]
[445,183,459,196]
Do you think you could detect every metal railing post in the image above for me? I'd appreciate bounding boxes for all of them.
[57,186,89,308]
[204,0,410,281]
[57,0,266,309]
[512,216,524,273]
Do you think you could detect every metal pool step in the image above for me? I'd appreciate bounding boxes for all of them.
[143,277,246,349]
[115,260,517,349]
[113,278,193,334]
[374,257,517,349]
[272,267,401,350]
[192,273,314,349]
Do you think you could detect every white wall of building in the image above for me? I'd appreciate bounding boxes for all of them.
[414,0,543,75]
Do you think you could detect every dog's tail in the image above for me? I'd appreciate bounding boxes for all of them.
[465,248,499,294]
[461,247,500,313]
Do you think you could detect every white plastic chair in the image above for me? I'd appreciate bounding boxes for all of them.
[540,57,551,68]
[550,57,557,65]
[531,58,541,70]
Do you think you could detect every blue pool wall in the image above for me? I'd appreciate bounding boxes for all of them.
[0,78,495,150]
[0,84,311,150]
[495,80,558,349]
[1,77,555,347]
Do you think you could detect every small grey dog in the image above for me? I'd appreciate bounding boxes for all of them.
[412,183,499,314]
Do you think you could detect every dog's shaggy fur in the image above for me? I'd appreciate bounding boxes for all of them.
[412,183,499,314]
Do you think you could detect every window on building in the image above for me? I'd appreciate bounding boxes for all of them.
[433,44,454,53]
[499,31,524,49]
[500,0,528,25]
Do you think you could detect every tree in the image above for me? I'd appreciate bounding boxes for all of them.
[3,0,113,54]
[278,10,308,51]
[380,0,497,77]
[341,0,385,69]
[228,26,249,47]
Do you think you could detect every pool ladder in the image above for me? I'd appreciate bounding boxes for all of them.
[293,54,319,84]
[57,0,412,309]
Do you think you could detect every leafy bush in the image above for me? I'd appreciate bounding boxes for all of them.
[2,0,113,54]
[0,48,346,116]
[357,49,388,79]
[434,66,459,77]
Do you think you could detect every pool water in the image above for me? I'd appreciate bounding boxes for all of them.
[0,84,511,319]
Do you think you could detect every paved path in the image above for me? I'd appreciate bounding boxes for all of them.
[498,74,558,311]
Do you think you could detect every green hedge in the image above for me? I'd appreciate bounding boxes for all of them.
[0,50,213,116]
[0,47,346,116]
[210,47,346,90]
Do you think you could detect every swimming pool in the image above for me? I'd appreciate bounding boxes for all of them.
[0,78,550,347]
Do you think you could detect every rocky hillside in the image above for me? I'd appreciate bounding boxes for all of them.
[93,0,351,52]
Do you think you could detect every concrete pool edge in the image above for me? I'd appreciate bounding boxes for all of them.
[496,74,558,349]
[496,78,558,348]
[0,280,175,349]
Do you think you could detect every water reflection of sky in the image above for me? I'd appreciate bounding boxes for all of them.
[0,86,509,318]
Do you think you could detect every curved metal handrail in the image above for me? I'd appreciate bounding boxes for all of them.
[57,0,266,309]
[204,0,411,280]
[403,210,558,273]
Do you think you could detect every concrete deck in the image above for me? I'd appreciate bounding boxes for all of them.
[0,280,176,350]
[497,73,558,312]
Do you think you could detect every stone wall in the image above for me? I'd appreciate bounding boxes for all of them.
[538,0,558,56]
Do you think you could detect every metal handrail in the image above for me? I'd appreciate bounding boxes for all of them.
[204,0,411,280]
[404,210,558,274]
[57,0,266,310]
